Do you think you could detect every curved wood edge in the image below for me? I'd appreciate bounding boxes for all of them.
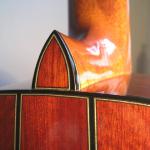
[67,0,132,92]
[32,30,80,90]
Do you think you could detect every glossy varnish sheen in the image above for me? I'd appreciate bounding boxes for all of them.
[32,0,131,91]
[95,100,150,149]
[62,0,131,89]
[21,95,89,150]
[0,95,16,150]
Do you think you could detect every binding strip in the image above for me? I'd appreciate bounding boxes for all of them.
[32,30,80,91]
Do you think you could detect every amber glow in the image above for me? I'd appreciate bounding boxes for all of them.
[61,0,132,94]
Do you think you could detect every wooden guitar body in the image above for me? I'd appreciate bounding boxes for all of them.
[32,30,131,95]
[1,0,150,150]
[1,30,150,149]
[33,0,131,92]
[1,90,150,150]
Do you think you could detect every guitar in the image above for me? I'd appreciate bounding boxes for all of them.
[0,0,150,150]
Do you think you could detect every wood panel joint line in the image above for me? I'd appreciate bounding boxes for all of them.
[15,93,21,150]
[89,96,96,150]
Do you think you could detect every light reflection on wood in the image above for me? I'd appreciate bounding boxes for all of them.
[62,0,132,93]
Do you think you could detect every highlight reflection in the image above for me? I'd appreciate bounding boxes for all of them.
[86,39,116,66]
[61,0,131,95]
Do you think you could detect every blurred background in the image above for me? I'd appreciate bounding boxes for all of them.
[0,0,150,88]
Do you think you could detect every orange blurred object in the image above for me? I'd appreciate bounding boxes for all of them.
[62,0,132,90]
[33,0,132,95]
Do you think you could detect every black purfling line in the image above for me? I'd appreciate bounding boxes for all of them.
[32,30,80,90]
[31,30,55,89]
[89,96,96,150]
[0,89,149,150]
[15,93,21,150]
[0,89,150,104]
[56,31,80,90]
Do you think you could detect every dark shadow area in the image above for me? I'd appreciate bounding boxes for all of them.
[68,0,88,39]
[68,0,76,36]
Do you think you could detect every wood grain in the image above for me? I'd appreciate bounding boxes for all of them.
[36,36,69,89]
[21,95,89,150]
[95,99,150,149]
[0,95,16,150]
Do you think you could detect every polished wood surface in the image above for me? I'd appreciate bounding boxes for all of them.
[21,95,89,150]
[36,36,69,89]
[0,1,149,149]
[62,0,131,89]
[31,0,131,91]
[0,95,16,150]
[95,99,150,149]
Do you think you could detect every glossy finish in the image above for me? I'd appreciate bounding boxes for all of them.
[95,99,150,149]
[0,95,16,150]
[21,95,89,150]
[32,0,131,92]
[62,0,131,90]
[32,32,131,94]
[0,2,149,150]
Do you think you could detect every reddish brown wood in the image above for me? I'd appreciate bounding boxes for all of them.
[21,95,89,150]
[36,36,69,89]
[95,100,150,149]
[0,95,16,150]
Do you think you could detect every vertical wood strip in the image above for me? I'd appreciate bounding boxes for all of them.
[0,95,16,150]
[95,99,150,149]
[21,95,89,150]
